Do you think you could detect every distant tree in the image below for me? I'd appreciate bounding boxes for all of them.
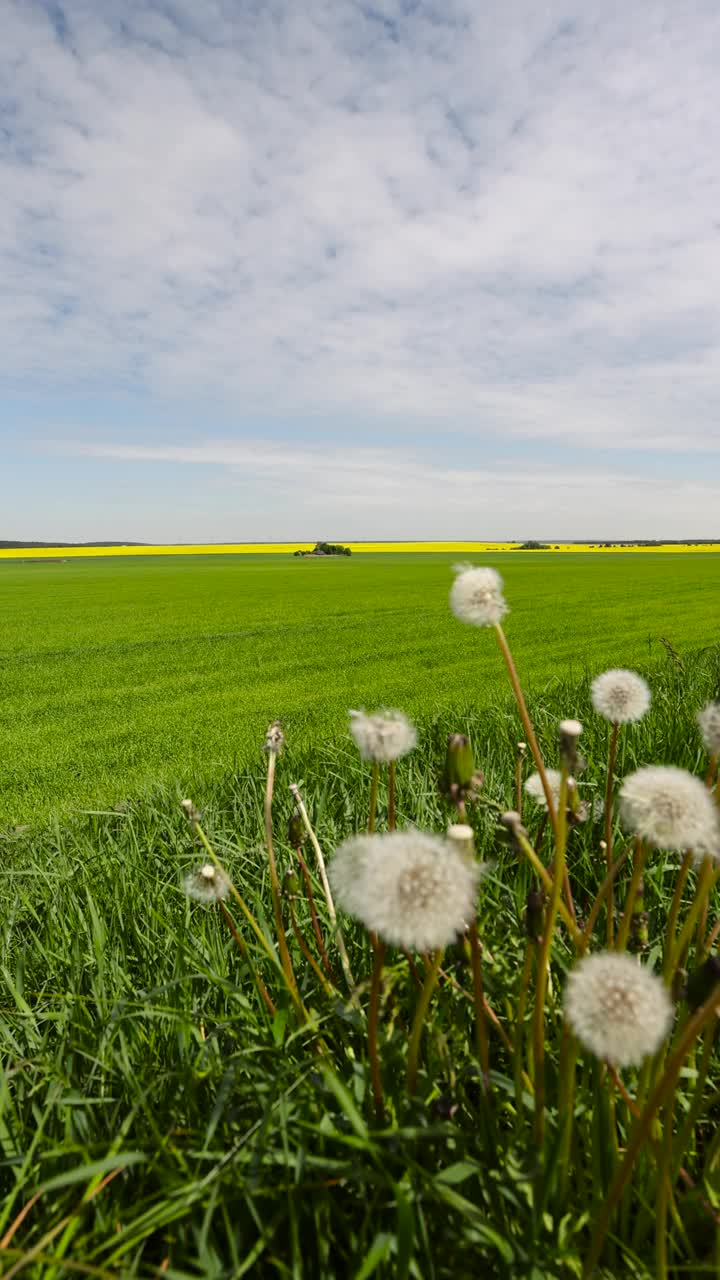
[516,540,550,550]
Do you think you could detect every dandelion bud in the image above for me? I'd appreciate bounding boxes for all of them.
[181,798,200,824]
[517,742,527,755]
[682,954,720,1011]
[264,720,285,754]
[288,812,305,850]
[283,867,299,897]
[524,887,544,942]
[559,719,583,772]
[447,823,475,860]
[440,733,480,803]
[627,877,649,953]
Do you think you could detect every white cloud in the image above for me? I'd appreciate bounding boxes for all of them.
[2,0,720,534]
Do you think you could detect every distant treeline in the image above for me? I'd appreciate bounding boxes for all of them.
[294,541,352,557]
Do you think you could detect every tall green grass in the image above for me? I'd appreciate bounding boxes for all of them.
[1,644,719,1278]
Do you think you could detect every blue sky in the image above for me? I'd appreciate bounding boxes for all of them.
[3,0,720,541]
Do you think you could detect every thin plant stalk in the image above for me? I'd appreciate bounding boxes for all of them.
[655,1098,676,1280]
[582,984,720,1278]
[191,817,285,976]
[287,895,335,998]
[219,900,276,1018]
[604,721,620,945]
[368,762,379,833]
[493,622,558,834]
[264,751,300,1006]
[289,783,355,988]
[515,744,525,816]
[557,1028,579,1198]
[368,935,385,1121]
[532,767,569,1145]
[614,838,648,952]
[662,850,695,981]
[577,846,630,955]
[512,826,580,943]
[295,846,336,983]
[407,948,444,1094]
[388,760,397,831]
[667,858,720,979]
[513,943,535,1122]
[672,1024,716,1178]
[468,918,491,1093]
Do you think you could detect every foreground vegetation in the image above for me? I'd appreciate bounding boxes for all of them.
[2,565,720,1276]
[2,551,719,825]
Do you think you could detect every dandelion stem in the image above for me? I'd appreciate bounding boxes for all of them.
[388,760,396,831]
[532,767,568,1145]
[289,783,355,989]
[512,826,580,943]
[515,745,524,816]
[514,943,535,1121]
[219,901,276,1017]
[668,858,720,979]
[582,984,720,1278]
[577,846,630,955]
[368,935,385,1121]
[662,850,694,981]
[368,763,379,833]
[191,817,283,975]
[287,896,335,998]
[265,751,301,1011]
[604,721,620,945]
[406,948,444,1094]
[493,622,558,835]
[615,838,648,952]
[295,846,336,983]
[468,919,490,1094]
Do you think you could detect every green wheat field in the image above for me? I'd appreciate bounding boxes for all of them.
[2,551,720,1278]
[1,551,718,825]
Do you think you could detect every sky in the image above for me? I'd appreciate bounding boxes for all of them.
[3,0,720,542]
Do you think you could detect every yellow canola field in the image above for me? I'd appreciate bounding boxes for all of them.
[1,541,720,559]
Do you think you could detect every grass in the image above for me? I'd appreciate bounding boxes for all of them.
[1,634,720,1277]
[1,551,719,825]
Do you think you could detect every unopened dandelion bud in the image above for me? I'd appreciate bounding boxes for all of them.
[559,719,583,772]
[500,810,528,853]
[441,733,476,802]
[525,886,544,942]
[682,954,720,1011]
[264,720,285,754]
[283,867,299,897]
[447,823,475,859]
[288,812,305,850]
[181,798,200,824]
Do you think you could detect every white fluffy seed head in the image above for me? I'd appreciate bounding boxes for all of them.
[524,769,562,809]
[183,863,231,903]
[349,709,417,762]
[619,765,720,855]
[564,951,673,1067]
[449,564,508,628]
[328,830,482,952]
[697,702,720,756]
[591,669,651,724]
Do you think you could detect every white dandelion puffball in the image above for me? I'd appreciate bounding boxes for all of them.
[524,769,562,809]
[697,702,720,756]
[449,564,508,628]
[184,863,231,903]
[591,669,651,724]
[329,830,481,952]
[349,709,417,763]
[619,765,720,855]
[564,952,673,1067]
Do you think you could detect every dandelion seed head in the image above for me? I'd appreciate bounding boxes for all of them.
[329,830,481,952]
[349,709,417,762]
[524,769,562,808]
[183,863,231,903]
[449,564,508,628]
[264,720,285,754]
[619,765,720,854]
[697,702,720,756]
[591,669,651,724]
[564,951,673,1067]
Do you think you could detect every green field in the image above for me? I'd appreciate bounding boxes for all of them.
[1,551,718,824]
